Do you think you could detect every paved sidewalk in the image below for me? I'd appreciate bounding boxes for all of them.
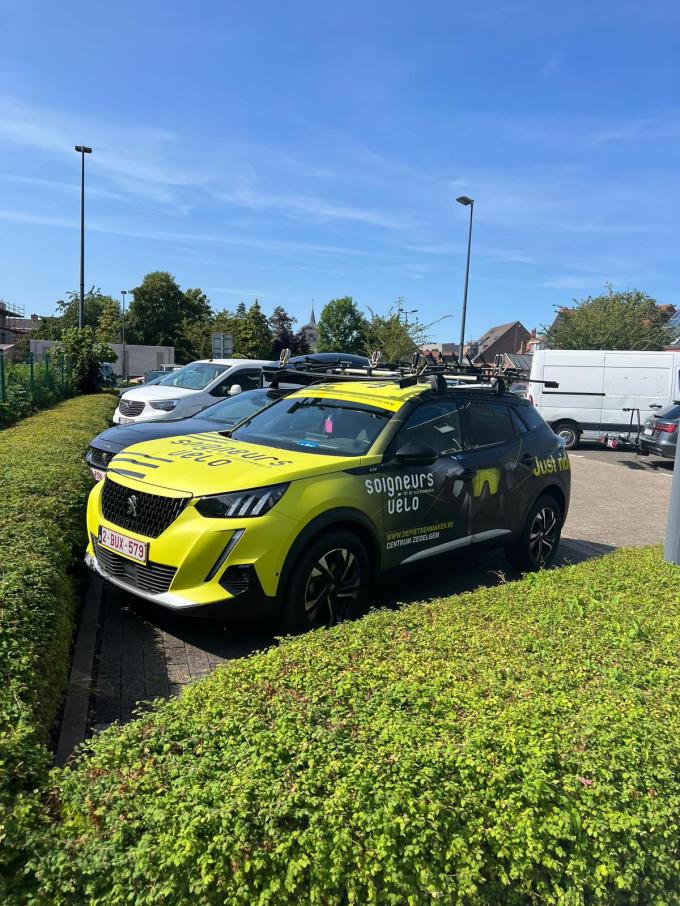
[57,450,673,760]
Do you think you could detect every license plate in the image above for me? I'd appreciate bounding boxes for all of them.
[90,467,106,482]
[99,527,147,563]
[643,427,654,436]
[118,416,135,424]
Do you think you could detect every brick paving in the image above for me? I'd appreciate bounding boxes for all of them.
[57,447,673,760]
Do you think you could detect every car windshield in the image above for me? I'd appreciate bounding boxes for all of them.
[198,390,275,424]
[230,396,392,456]
[157,362,228,390]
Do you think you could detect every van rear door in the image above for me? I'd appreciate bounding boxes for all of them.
[602,353,674,430]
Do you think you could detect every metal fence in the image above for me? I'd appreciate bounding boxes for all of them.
[0,349,74,427]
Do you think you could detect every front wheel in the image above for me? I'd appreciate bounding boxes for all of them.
[505,494,563,571]
[278,530,370,633]
[552,422,580,450]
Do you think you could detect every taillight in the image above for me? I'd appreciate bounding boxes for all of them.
[656,422,678,434]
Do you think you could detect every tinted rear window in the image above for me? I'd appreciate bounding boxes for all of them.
[657,403,680,420]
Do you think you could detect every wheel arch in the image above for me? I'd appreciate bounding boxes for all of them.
[277,508,381,599]
[536,484,567,522]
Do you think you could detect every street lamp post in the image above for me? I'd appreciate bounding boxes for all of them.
[120,290,128,380]
[456,195,474,361]
[74,145,93,328]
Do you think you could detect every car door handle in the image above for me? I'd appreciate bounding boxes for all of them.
[650,404,662,409]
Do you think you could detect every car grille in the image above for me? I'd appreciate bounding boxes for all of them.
[119,399,145,417]
[93,539,177,595]
[89,447,113,469]
[101,478,190,538]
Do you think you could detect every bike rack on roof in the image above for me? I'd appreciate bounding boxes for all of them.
[264,349,559,395]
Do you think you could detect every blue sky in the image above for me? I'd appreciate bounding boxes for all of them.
[1,0,680,343]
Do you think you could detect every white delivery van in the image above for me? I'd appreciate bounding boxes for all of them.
[528,349,680,448]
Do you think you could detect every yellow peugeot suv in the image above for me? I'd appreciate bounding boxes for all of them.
[86,364,570,632]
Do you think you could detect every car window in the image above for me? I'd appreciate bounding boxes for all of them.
[462,401,516,449]
[232,369,262,391]
[230,396,392,456]
[200,390,272,423]
[658,403,680,420]
[509,408,528,435]
[517,404,547,431]
[158,363,228,390]
[395,401,464,456]
[212,368,262,396]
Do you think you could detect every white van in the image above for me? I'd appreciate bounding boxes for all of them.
[528,349,680,448]
[113,359,272,424]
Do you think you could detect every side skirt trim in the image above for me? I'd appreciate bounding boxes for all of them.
[400,528,512,565]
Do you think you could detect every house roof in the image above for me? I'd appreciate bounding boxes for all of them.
[476,321,528,353]
[502,352,533,372]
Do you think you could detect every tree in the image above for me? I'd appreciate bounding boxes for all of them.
[126,272,212,351]
[317,297,369,355]
[292,328,310,356]
[269,307,300,357]
[96,296,123,344]
[365,306,429,363]
[34,288,121,340]
[545,287,671,351]
[241,301,273,358]
[54,327,116,393]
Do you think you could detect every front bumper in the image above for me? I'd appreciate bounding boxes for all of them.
[86,478,301,613]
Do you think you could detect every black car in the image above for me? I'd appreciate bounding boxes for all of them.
[86,387,289,479]
[639,403,679,460]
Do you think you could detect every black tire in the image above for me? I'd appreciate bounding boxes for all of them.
[278,530,370,633]
[505,494,563,572]
[552,422,580,450]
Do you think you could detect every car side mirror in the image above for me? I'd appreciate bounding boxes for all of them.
[228,384,242,396]
[394,443,438,466]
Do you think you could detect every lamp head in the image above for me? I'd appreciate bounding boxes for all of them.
[456,195,473,206]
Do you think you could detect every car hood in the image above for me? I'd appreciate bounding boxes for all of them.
[90,418,225,454]
[119,385,199,402]
[106,432,367,497]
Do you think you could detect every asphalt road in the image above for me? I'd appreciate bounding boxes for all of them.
[57,443,675,761]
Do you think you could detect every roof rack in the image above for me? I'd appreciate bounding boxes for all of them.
[265,349,558,395]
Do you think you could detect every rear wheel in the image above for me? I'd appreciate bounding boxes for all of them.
[279,530,370,633]
[505,494,563,571]
[552,421,580,450]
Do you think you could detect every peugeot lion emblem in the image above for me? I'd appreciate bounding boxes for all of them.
[126,494,138,518]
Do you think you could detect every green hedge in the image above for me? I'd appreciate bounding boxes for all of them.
[0,394,116,892]
[0,356,74,427]
[26,547,680,904]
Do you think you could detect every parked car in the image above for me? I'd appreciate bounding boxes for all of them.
[86,367,570,631]
[529,349,680,449]
[86,387,291,480]
[112,359,272,425]
[142,369,170,384]
[639,402,679,460]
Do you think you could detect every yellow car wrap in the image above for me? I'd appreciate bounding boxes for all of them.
[86,379,571,618]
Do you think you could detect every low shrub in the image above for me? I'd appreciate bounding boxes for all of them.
[0,394,116,894]
[28,547,680,904]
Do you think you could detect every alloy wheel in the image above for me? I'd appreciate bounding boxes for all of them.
[304,547,361,628]
[529,506,558,566]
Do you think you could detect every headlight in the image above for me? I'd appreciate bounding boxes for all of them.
[149,399,179,411]
[196,483,289,518]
